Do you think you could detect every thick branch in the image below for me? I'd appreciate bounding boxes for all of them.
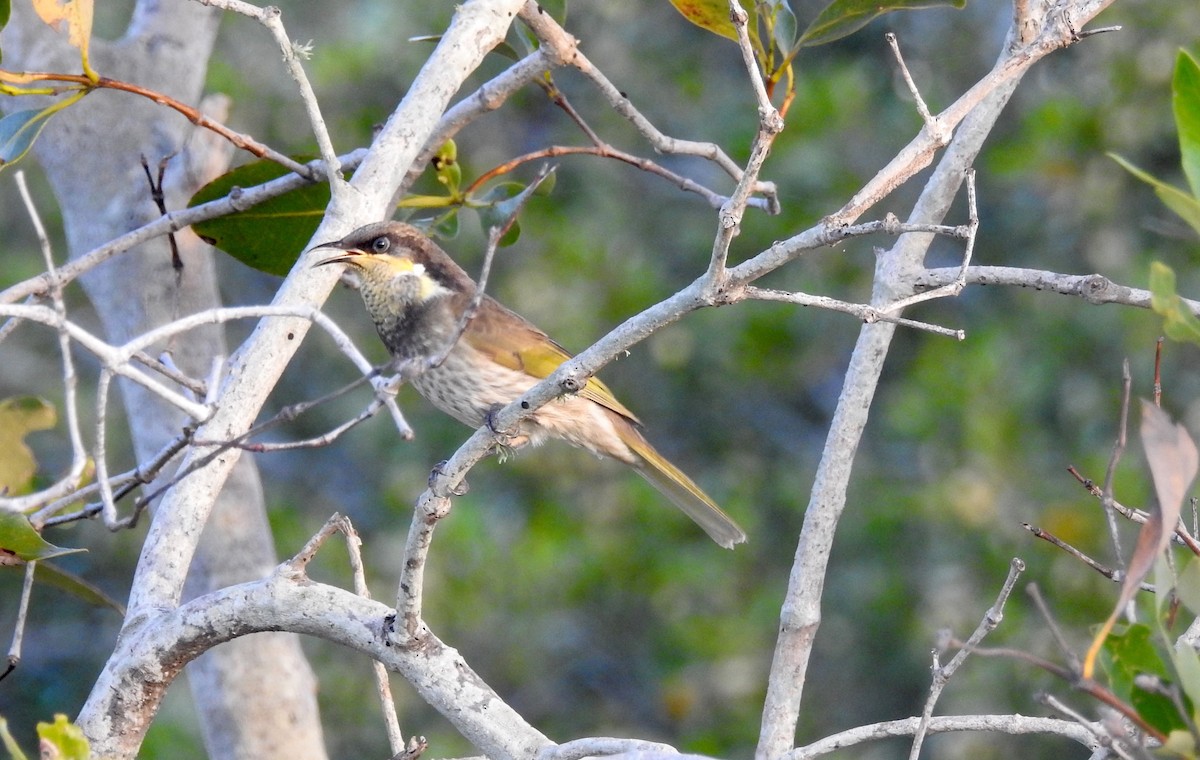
[83,571,549,760]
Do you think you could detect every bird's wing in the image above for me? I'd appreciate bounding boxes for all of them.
[464,298,643,426]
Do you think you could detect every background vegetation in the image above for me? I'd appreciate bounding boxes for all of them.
[1,1,1197,758]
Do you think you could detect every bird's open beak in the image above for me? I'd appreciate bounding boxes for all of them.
[309,240,364,268]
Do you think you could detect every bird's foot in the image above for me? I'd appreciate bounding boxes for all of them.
[484,405,530,458]
[484,403,520,447]
[491,440,517,463]
[428,460,469,495]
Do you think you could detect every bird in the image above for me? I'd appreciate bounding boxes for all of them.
[312,221,746,548]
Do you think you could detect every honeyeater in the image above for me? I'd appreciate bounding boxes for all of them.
[313,221,746,549]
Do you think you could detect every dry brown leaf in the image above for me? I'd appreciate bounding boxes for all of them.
[31,0,93,52]
[1083,401,1199,678]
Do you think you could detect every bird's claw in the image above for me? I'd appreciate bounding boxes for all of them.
[484,404,512,441]
[428,460,468,495]
[484,405,528,461]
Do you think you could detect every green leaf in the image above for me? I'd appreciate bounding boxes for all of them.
[476,184,524,246]
[767,0,799,54]
[667,0,740,42]
[36,715,89,760]
[1175,50,1200,199]
[431,211,460,240]
[1178,555,1200,616]
[396,193,458,210]
[1100,618,1189,735]
[0,107,58,170]
[1110,152,1200,238]
[0,717,30,760]
[475,169,555,246]
[1131,678,1189,735]
[1102,623,1167,701]
[20,561,124,614]
[798,0,966,47]
[0,396,55,495]
[0,0,10,63]
[433,139,461,195]
[189,158,330,277]
[1148,262,1200,345]
[1172,641,1200,715]
[0,512,84,562]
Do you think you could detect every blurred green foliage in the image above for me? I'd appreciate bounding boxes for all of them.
[1,1,1199,759]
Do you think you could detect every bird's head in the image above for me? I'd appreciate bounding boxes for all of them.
[312,222,472,307]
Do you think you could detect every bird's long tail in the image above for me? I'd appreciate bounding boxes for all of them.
[623,432,747,549]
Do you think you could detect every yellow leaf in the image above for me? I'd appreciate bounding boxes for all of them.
[0,397,56,496]
[30,0,95,79]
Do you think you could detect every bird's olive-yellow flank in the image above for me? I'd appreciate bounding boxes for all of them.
[313,222,745,548]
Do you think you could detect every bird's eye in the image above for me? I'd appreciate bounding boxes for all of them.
[372,236,390,253]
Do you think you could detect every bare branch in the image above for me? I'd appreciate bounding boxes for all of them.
[194,0,342,185]
[539,738,681,760]
[791,713,1098,759]
[1,561,37,682]
[1024,524,1155,592]
[917,266,1174,310]
[744,286,965,339]
[80,570,551,759]
[885,32,948,143]
[518,4,779,213]
[9,172,91,508]
[909,558,1025,758]
[0,149,367,306]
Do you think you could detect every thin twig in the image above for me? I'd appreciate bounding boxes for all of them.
[279,514,406,752]
[0,304,404,523]
[140,154,183,275]
[885,33,949,144]
[745,286,964,339]
[197,398,386,453]
[35,429,194,528]
[1153,337,1163,407]
[1038,694,1131,760]
[1024,524,1155,592]
[12,172,91,508]
[1,561,37,682]
[909,558,1024,758]
[133,350,208,400]
[9,71,315,177]
[1066,464,1200,556]
[956,635,1164,745]
[517,5,779,211]
[1100,360,1132,570]
[0,149,367,306]
[706,0,785,278]
[1025,584,1080,670]
[880,170,979,314]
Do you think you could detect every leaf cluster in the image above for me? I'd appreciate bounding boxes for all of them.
[667,0,964,114]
